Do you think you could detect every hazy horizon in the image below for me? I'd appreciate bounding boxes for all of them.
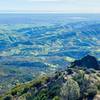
[0,0,100,13]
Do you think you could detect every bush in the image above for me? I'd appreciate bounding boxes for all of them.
[11,90,17,96]
[21,87,29,95]
[73,70,85,85]
[86,69,96,74]
[97,83,100,90]
[61,78,80,100]
[4,95,12,100]
[52,96,60,100]
[33,81,42,89]
[34,88,48,100]
[10,84,24,96]
[73,70,98,98]
[86,84,97,97]
[67,68,73,75]
[48,83,61,99]
[26,93,33,100]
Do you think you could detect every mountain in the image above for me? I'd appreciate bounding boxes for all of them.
[0,20,100,68]
[71,55,100,70]
[0,14,100,97]
[1,55,100,100]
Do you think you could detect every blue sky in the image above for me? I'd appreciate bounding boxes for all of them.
[0,0,100,13]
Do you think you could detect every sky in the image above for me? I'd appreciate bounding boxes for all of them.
[0,0,100,13]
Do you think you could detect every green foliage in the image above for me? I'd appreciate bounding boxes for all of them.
[73,70,85,85]
[26,93,33,100]
[97,73,100,77]
[61,78,80,100]
[52,96,60,100]
[1,66,100,100]
[66,68,73,75]
[86,69,96,74]
[48,83,61,99]
[10,84,24,96]
[97,83,100,90]
[73,70,98,98]
[34,88,48,100]
[4,95,12,100]
[31,75,49,87]
[11,90,17,96]
[86,84,98,97]
[21,87,29,94]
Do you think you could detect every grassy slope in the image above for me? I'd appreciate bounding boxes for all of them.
[1,66,100,100]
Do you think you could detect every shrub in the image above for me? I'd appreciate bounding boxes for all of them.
[97,83,100,90]
[22,87,29,94]
[52,96,60,100]
[11,90,17,96]
[48,83,61,99]
[26,93,33,100]
[10,84,24,96]
[86,69,96,74]
[96,73,100,77]
[61,78,80,100]
[34,88,48,100]
[67,68,73,75]
[73,70,98,98]
[32,75,49,88]
[86,84,97,97]
[4,95,12,100]
[73,70,85,85]
[33,81,42,89]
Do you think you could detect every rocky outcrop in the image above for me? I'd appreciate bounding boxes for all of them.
[71,55,100,70]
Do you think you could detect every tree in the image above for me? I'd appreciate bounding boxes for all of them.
[61,78,80,100]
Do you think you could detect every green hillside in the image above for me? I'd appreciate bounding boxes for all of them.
[1,58,100,100]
